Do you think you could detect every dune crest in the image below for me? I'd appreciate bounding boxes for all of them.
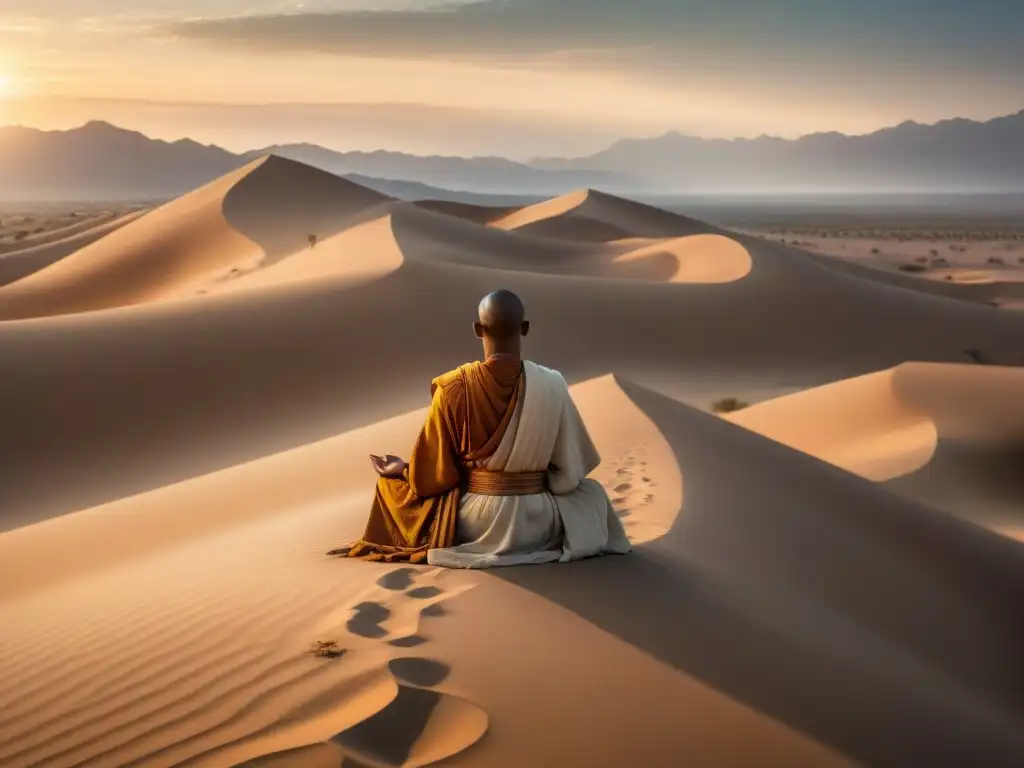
[727,362,1024,529]
[491,187,712,241]
[0,156,393,319]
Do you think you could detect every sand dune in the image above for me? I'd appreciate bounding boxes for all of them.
[2,158,1024,766]
[726,362,1024,529]
[0,156,391,319]
[491,188,712,241]
[0,211,121,254]
[0,211,145,288]
[412,199,518,225]
[2,165,1023,526]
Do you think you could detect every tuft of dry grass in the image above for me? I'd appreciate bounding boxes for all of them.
[307,640,344,659]
[711,396,750,414]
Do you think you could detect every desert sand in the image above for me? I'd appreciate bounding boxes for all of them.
[1,156,1023,767]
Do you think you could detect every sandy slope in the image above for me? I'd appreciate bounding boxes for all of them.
[491,188,712,241]
[0,157,391,319]
[726,362,1024,531]
[0,211,145,288]
[1,158,1023,767]
[0,212,121,254]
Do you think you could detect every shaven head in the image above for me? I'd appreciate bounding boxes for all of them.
[474,289,529,352]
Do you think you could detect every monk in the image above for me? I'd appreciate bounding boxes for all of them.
[329,289,631,568]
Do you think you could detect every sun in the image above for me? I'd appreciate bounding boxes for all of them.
[0,74,12,98]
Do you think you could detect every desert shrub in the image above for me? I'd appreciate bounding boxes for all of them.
[307,640,343,659]
[14,230,27,241]
[987,256,1006,266]
[870,247,881,254]
[898,263,927,273]
[929,249,939,257]
[711,396,749,414]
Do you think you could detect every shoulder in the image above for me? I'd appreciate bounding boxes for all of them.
[430,362,478,398]
[524,360,568,388]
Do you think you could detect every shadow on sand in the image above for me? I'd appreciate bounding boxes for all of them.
[491,377,1024,766]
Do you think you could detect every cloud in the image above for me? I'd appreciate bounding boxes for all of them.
[165,0,1024,68]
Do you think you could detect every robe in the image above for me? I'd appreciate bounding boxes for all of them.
[337,354,523,563]
[428,360,632,568]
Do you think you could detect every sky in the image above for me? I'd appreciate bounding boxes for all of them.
[0,0,1022,159]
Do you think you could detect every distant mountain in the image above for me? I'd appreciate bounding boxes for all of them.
[0,121,243,201]
[3,111,1023,202]
[532,110,1024,193]
[243,143,621,195]
[0,122,618,202]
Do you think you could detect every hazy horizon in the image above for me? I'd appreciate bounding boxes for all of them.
[1,1,1022,158]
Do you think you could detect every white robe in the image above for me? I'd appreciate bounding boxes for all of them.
[427,361,632,569]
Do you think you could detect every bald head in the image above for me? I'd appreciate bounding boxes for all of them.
[474,289,529,349]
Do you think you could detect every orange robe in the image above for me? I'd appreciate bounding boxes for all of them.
[338,355,523,563]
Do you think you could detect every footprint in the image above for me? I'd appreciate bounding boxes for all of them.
[420,604,446,618]
[348,602,391,639]
[377,568,417,591]
[643,494,654,504]
[331,662,487,768]
[388,658,451,688]
[611,497,628,505]
[229,660,486,768]
[312,567,470,652]
[406,586,442,600]
[388,635,429,649]
[613,483,632,493]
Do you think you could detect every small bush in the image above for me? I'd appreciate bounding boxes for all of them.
[898,263,927,273]
[987,256,1006,266]
[870,247,881,254]
[929,249,939,257]
[14,231,27,241]
[711,397,750,414]
[308,640,344,659]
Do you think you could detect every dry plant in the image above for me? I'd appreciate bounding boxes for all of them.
[307,640,344,659]
[711,397,750,414]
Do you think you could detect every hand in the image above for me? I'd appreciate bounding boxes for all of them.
[370,453,407,479]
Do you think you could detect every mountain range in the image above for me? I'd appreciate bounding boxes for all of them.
[536,110,1024,194]
[1,109,1021,201]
